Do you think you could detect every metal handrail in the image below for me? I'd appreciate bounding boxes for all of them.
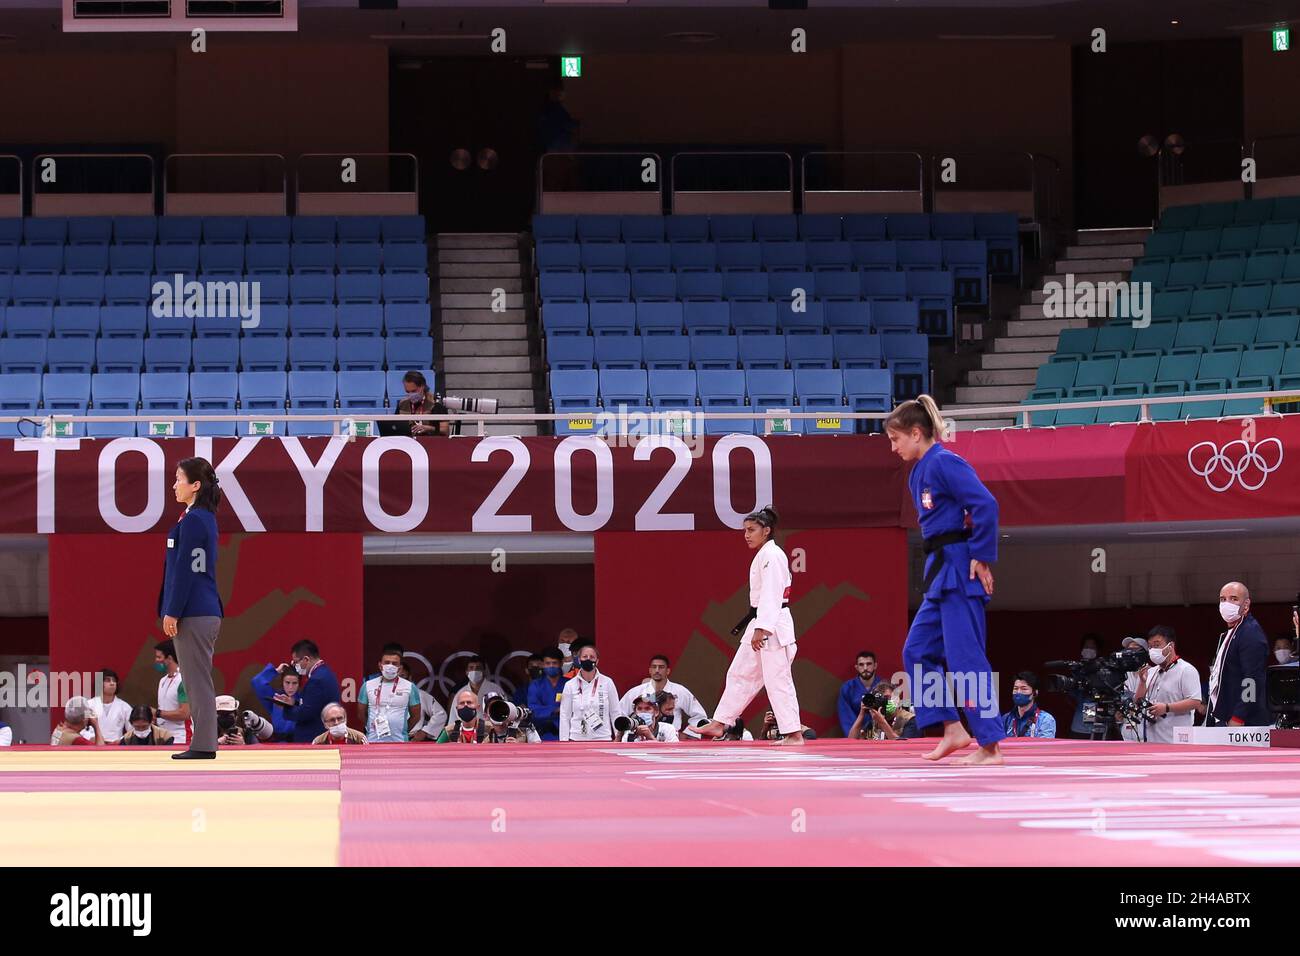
[670,151,794,192]
[799,151,925,197]
[163,153,287,196]
[535,151,664,210]
[31,152,155,196]
[1157,138,1244,189]
[294,152,419,196]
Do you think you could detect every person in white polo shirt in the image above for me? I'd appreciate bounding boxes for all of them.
[154,640,189,745]
[1133,625,1203,744]
[358,643,422,743]
[559,643,620,741]
[617,653,707,731]
[82,668,133,744]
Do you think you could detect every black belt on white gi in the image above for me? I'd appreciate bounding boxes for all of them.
[731,602,790,636]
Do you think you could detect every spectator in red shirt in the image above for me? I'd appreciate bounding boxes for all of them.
[51,697,102,746]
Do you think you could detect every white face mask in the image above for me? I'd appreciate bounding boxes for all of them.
[1149,646,1167,665]
[636,712,655,725]
[1080,648,1097,661]
[328,722,348,737]
[467,670,484,684]
[381,664,399,680]
[1277,649,1293,664]
[295,662,309,676]
[1219,601,1242,624]
[133,727,151,739]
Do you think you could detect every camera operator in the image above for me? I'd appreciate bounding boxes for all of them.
[216,695,273,746]
[999,672,1057,738]
[482,692,542,743]
[617,690,679,743]
[1134,626,1202,744]
[847,681,918,740]
[1116,637,1148,741]
[393,370,448,437]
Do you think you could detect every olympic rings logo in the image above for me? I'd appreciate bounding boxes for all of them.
[1187,438,1284,493]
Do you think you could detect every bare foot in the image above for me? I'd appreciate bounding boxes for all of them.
[956,744,1004,767]
[774,732,805,746]
[921,726,972,761]
[692,720,727,739]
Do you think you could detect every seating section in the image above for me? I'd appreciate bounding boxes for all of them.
[535,213,1017,435]
[1023,197,1300,425]
[0,215,429,436]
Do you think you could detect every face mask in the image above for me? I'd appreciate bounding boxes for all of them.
[1080,649,1097,661]
[467,670,484,684]
[153,662,167,674]
[328,722,348,738]
[528,667,543,679]
[217,713,236,732]
[1012,692,1033,707]
[1219,601,1242,624]
[295,662,309,676]
[579,659,597,672]
[884,698,899,716]
[636,712,655,725]
[1277,649,1293,664]
[544,666,561,678]
[381,664,399,680]
[133,727,151,739]
[1149,646,1167,665]
[457,706,477,722]
[563,660,574,671]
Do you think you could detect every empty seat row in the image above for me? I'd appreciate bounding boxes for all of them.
[1054,314,1300,358]
[1133,247,1300,289]
[0,242,427,277]
[541,300,921,338]
[1034,346,1300,392]
[0,369,434,438]
[0,303,430,339]
[548,367,897,436]
[0,216,426,247]
[0,335,433,375]
[1159,198,1300,231]
[1024,380,1286,426]
[546,331,925,373]
[0,274,428,307]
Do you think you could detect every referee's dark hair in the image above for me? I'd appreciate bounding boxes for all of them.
[291,639,321,659]
[177,457,222,513]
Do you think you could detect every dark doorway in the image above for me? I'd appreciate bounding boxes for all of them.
[1072,39,1243,229]
[390,57,556,233]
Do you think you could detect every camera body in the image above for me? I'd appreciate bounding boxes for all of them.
[861,689,890,713]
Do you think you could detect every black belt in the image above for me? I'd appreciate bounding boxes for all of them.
[731,603,790,636]
[921,529,973,591]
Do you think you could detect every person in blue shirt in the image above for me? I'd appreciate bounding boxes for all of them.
[837,650,886,736]
[514,653,543,707]
[1001,671,1058,739]
[887,396,1005,766]
[158,457,224,760]
[527,646,568,740]
[274,640,342,743]
[250,664,301,740]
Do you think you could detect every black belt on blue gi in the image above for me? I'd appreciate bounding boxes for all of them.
[731,602,790,636]
[921,528,973,591]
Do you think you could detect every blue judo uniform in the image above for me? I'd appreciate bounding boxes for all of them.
[902,443,1005,747]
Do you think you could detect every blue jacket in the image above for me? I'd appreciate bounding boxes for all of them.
[158,507,224,619]
[837,675,885,736]
[1002,705,1057,738]
[280,661,341,743]
[250,664,297,739]
[527,675,568,740]
[909,443,999,601]
[1211,613,1271,726]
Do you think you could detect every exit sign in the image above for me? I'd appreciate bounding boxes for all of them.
[1274,28,1290,52]
[561,56,582,78]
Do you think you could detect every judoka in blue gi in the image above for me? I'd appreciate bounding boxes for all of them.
[886,395,1006,766]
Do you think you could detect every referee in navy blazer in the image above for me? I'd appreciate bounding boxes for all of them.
[159,457,224,759]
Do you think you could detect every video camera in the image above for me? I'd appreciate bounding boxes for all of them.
[1045,646,1149,740]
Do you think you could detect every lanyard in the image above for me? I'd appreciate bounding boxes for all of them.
[579,674,601,700]
[374,678,399,708]
[1012,709,1038,737]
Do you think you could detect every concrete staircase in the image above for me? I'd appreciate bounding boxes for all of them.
[946,227,1151,428]
[435,234,541,436]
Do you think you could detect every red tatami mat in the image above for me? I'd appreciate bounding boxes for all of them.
[337,739,1300,867]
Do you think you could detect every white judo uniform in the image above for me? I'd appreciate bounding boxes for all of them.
[712,538,801,735]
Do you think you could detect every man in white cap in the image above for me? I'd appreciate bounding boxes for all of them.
[216,695,273,746]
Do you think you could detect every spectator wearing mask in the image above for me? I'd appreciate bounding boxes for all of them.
[618,691,679,743]
[617,654,707,732]
[446,656,506,731]
[1209,582,1271,727]
[359,643,422,743]
[120,705,173,746]
[562,637,593,680]
[559,644,620,741]
[438,690,485,743]
[153,641,190,746]
[251,664,300,740]
[82,668,132,744]
[314,703,367,745]
[1135,625,1203,744]
[837,651,886,736]
[392,370,448,437]
[1272,634,1296,665]
[402,661,448,742]
[1000,672,1057,739]
[514,654,544,707]
[847,681,919,740]
[1069,633,1103,737]
[526,646,568,740]
[51,697,102,746]
[216,696,273,746]
[276,640,341,743]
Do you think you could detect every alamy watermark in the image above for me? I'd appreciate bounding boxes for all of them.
[1043,274,1151,327]
[894,666,1001,719]
[151,273,261,329]
[0,666,105,710]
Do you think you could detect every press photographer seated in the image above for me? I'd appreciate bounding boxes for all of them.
[846,682,919,740]
[482,692,542,743]
[216,695,274,746]
[616,690,679,742]
[51,697,102,746]
[390,370,448,437]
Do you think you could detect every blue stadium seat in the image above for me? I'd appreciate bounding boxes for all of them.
[245,243,291,275]
[769,271,814,303]
[65,217,111,246]
[381,243,426,274]
[155,244,200,275]
[697,368,752,435]
[824,301,873,335]
[593,336,642,370]
[648,370,698,409]
[109,245,154,275]
[288,371,339,436]
[931,214,975,240]
[762,241,807,272]
[577,216,621,244]
[627,243,671,274]
[187,373,238,436]
[974,214,1019,277]
[731,301,778,336]
[852,240,897,271]
[290,275,335,304]
[337,243,383,274]
[64,245,110,275]
[670,242,717,272]
[148,309,194,340]
[690,334,739,369]
[533,215,576,244]
[291,243,336,275]
[883,333,929,399]
[337,217,383,245]
[896,239,944,272]
[52,305,99,339]
[811,271,860,300]
[631,272,677,301]
[0,219,21,246]
[549,370,600,435]
[200,244,244,276]
[807,242,853,272]
[778,301,825,336]
[193,339,239,374]
[723,272,768,303]
[683,301,730,336]
[238,371,288,435]
[796,369,851,434]
[907,270,955,336]
[138,373,190,434]
[293,217,336,244]
[87,373,140,437]
[42,372,91,435]
[547,336,595,371]
[590,302,637,337]
[755,215,798,242]
[47,338,95,374]
[5,305,53,338]
[541,302,590,337]
[381,274,428,303]
[874,300,922,335]
[665,216,709,243]
[144,337,192,374]
[540,272,585,303]
[676,272,724,300]
[337,274,383,304]
[113,216,158,246]
[800,215,843,242]
[786,334,834,369]
[0,337,46,374]
[158,217,202,245]
[746,369,796,430]
[887,214,931,240]
[861,271,908,301]
[24,218,68,246]
[385,336,434,371]
[637,301,684,336]
[96,338,143,374]
[537,243,581,272]
[0,373,42,437]
[289,337,336,372]
[599,369,649,407]
[12,275,58,305]
[384,303,429,337]
[338,371,386,416]
[202,217,247,245]
[832,332,884,369]
[239,336,286,373]
[380,216,425,244]
[289,303,335,337]
[716,242,762,272]
[336,303,383,338]
[99,305,147,338]
[738,335,786,370]
[642,336,691,370]
[194,307,246,340]
[710,216,754,243]
[844,368,893,433]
